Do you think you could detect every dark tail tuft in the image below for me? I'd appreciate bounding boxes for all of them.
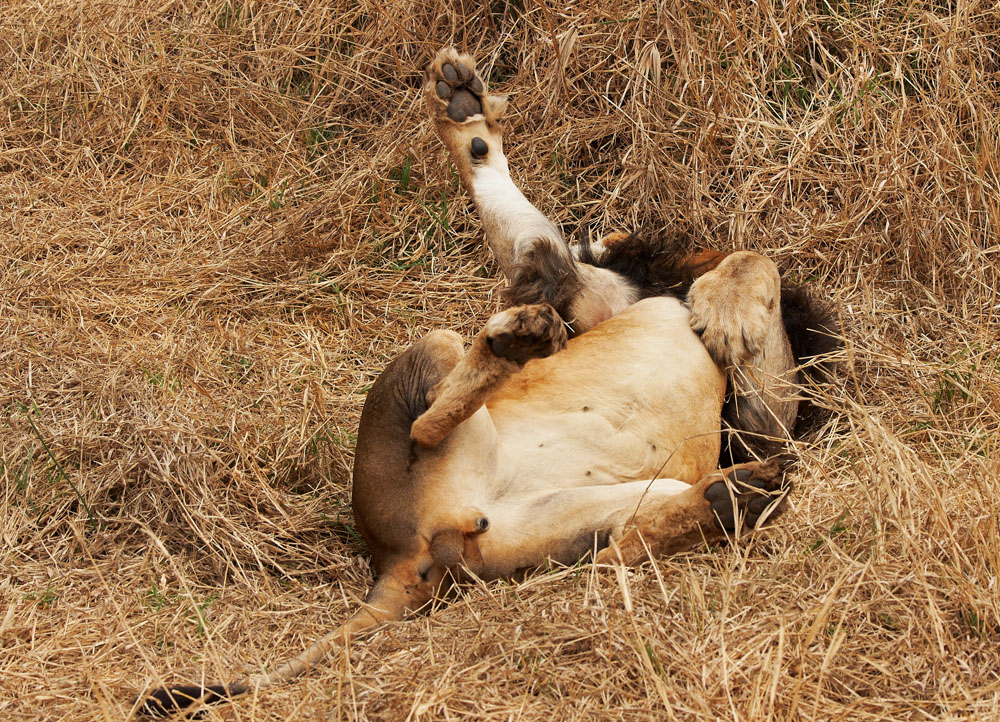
[138,683,247,717]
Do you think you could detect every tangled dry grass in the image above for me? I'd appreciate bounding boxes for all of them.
[2,0,999,719]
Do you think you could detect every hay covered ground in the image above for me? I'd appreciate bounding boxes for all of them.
[2,0,999,719]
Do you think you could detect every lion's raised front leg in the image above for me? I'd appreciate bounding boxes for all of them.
[593,458,791,566]
[423,48,637,333]
[423,48,547,275]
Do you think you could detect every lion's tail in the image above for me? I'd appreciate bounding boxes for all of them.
[137,573,409,717]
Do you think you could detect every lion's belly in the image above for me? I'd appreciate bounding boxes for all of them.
[487,296,727,491]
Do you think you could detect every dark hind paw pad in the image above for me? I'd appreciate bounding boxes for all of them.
[704,464,789,532]
[487,304,567,364]
[428,51,485,123]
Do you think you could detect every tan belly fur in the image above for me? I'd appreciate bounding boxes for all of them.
[487,296,727,490]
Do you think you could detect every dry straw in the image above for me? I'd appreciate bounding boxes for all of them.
[2,0,999,720]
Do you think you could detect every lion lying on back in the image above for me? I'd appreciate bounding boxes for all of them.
[139,47,838,717]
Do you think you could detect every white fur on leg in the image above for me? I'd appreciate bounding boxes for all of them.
[470,165,568,273]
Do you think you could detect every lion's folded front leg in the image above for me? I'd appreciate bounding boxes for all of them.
[687,251,801,456]
[410,303,567,448]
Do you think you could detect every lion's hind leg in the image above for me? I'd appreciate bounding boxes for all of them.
[594,458,791,566]
[476,459,790,576]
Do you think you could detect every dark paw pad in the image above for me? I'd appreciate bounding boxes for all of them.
[470,136,489,158]
[488,305,567,364]
[704,463,789,532]
[431,59,484,123]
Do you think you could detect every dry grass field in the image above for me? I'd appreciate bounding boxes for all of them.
[2,0,999,719]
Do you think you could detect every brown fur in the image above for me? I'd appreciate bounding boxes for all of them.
[502,243,583,327]
[411,304,567,447]
[689,252,800,450]
[138,47,819,717]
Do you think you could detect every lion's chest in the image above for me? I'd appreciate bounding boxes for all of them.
[486,297,726,492]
